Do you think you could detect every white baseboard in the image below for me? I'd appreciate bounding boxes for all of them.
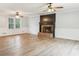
[0,28,29,36]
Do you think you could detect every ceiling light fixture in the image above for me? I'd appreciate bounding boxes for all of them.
[16,15,19,18]
[39,3,63,13]
[47,3,55,12]
[15,12,20,18]
[15,12,23,18]
[48,8,54,12]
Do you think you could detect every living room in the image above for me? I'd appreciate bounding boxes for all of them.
[0,2,79,56]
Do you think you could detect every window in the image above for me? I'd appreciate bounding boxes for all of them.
[9,18,14,29]
[8,17,20,29]
[15,18,20,28]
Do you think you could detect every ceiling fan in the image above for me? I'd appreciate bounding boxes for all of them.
[15,12,23,18]
[40,3,63,13]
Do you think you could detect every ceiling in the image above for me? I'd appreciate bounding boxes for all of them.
[0,3,79,16]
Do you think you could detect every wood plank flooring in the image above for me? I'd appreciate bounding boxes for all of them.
[0,33,79,56]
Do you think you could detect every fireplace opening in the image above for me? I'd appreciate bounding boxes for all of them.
[41,25,53,33]
[43,27,52,33]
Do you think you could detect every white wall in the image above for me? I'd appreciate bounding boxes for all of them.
[27,15,40,35]
[0,15,40,36]
[56,10,79,40]
[0,15,30,36]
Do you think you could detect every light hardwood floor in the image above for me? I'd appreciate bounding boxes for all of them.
[0,33,79,56]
